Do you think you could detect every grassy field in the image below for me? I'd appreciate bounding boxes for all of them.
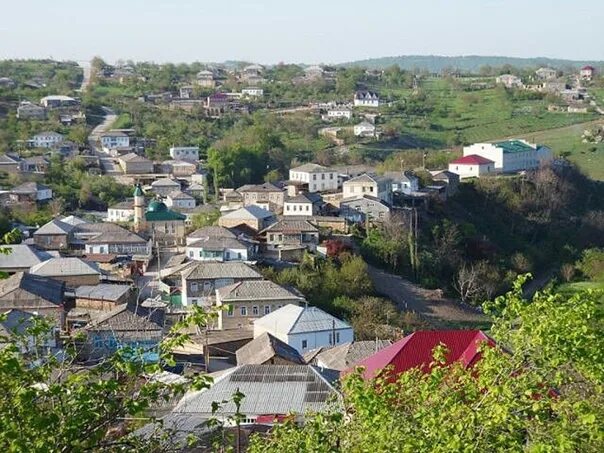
[513,120,604,180]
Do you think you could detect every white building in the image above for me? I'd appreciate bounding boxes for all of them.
[580,66,595,81]
[100,131,130,150]
[535,67,557,80]
[448,155,495,179]
[289,163,338,192]
[186,236,249,262]
[462,139,552,173]
[165,191,196,209]
[353,121,376,137]
[39,95,78,108]
[283,193,318,217]
[389,171,419,194]
[253,304,354,354]
[342,173,392,204]
[496,74,523,88]
[169,146,199,162]
[354,90,379,107]
[31,131,64,148]
[241,87,264,97]
[325,108,352,120]
[106,200,134,223]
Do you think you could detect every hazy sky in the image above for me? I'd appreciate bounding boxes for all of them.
[1,0,602,64]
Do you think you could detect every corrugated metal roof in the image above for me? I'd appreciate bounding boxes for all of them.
[254,305,351,335]
[236,332,305,365]
[30,257,100,277]
[182,262,262,280]
[218,280,304,302]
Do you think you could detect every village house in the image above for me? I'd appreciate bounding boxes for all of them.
[237,182,285,213]
[20,155,50,174]
[9,182,52,203]
[150,178,181,197]
[17,101,47,120]
[149,364,339,433]
[354,90,380,107]
[535,67,557,80]
[386,171,420,194]
[74,284,132,312]
[118,153,154,174]
[448,154,495,179]
[84,303,165,362]
[195,69,216,88]
[351,330,494,380]
[236,332,305,365]
[324,107,352,120]
[100,130,130,151]
[181,261,263,307]
[0,153,22,174]
[430,170,460,197]
[307,340,393,372]
[29,257,101,287]
[39,95,79,109]
[159,160,197,177]
[241,87,263,97]
[260,219,320,254]
[139,199,187,246]
[77,222,151,256]
[215,280,306,330]
[580,65,595,81]
[353,120,376,137]
[186,235,251,262]
[31,131,64,148]
[0,244,53,274]
[107,200,134,222]
[179,86,195,99]
[218,205,276,232]
[283,193,321,217]
[254,304,353,354]
[0,309,58,352]
[169,146,199,162]
[185,182,205,200]
[462,139,552,173]
[340,195,391,223]
[342,173,392,204]
[496,74,523,88]
[33,218,75,250]
[0,272,67,326]
[289,163,338,193]
[165,191,196,209]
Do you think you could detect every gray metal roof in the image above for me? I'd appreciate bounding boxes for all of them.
[290,163,329,173]
[188,226,236,240]
[0,272,65,306]
[168,190,194,200]
[151,178,180,187]
[0,244,53,271]
[11,182,50,194]
[236,332,305,365]
[74,284,131,302]
[313,340,392,371]
[254,305,351,335]
[86,303,164,332]
[34,218,75,236]
[187,236,248,252]
[30,257,100,277]
[217,280,304,302]
[221,205,274,220]
[0,309,37,337]
[75,223,147,245]
[172,365,340,418]
[182,262,263,281]
[260,219,318,234]
[237,182,283,193]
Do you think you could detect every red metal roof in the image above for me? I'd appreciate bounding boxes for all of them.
[450,154,494,165]
[349,330,494,379]
[582,65,595,71]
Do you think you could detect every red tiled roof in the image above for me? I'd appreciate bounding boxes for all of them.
[450,154,495,165]
[349,330,494,380]
[582,65,595,71]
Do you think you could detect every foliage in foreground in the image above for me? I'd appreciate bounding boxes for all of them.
[249,278,604,452]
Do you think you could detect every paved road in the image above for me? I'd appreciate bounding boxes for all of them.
[87,107,123,175]
[367,265,487,326]
[76,61,91,93]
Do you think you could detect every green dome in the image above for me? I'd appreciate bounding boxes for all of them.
[147,200,167,212]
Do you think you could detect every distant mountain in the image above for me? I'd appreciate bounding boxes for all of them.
[340,55,604,73]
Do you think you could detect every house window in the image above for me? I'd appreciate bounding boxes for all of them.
[336,332,340,343]
[252,306,259,316]
[227,305,234,317]
[264,305,271,315]
[237,252,242,259]
[191,283,198,292]
[330,173,333,180]
[301,340,308,349]
[189,251,194,258]
[305,205,309,211]
[203,282,212,292]
[321,173,325,180]
[313,174,317,181]
[240,306,247,316]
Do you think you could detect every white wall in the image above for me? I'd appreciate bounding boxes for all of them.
[283,202,314,216]
[100,135,129,149]
[36,189,53,201]
[107,208,134,222]
[169,146,199,161]
[448,162,493,179]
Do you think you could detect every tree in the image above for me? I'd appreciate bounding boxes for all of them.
[190,209,220,230]
[249,280,604,452]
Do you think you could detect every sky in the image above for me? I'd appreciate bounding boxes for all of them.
[1,0,603,64]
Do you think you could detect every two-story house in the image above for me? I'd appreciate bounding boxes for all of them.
[100,131,130,151]
[237,182,285,213]
[169,146,199,162]
[353,90,379,107]
[165,191,196,209]
[31,131,64,148]
[289,163,338,193]
[342,173,392,204]
[260,219,319,251]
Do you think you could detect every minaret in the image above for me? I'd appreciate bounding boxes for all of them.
[133,183,146,233]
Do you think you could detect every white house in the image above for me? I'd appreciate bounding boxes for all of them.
[325,108,352,120]
[106,200,134,222]
[496,74,523,88]
[353,121,376,137]
[289,163,338,192]
[241,88,263,97]
[169,146,199,162]
[342,173,392,204]
[283,193,319,217]
[354,90,379,107]
[253,304,354,354]
[462,139,552,173]
[580,66,595,81]
[100,131,130,151]
[388,171,419,194]
[448,155,495,179]
[11,182,53,202]
[31,131,64,148]
[186,236,249,262]
[165,191,196,209]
